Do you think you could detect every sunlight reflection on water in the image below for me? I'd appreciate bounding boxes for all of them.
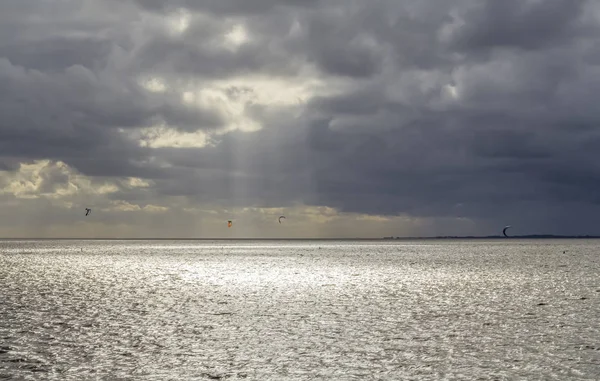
[0,239,599,380]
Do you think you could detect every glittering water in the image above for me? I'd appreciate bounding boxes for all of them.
[0,239,599,380]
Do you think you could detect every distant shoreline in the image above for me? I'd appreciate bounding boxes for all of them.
[382,235,600,240]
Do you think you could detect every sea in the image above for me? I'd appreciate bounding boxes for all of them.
[0,239,598,380]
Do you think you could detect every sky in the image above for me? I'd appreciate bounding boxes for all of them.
[1,0,600,238]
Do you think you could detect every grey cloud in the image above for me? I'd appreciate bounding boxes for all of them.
[0,159,22,172]
[0,54,224,176]
[135,37,299,79]
[132,1,387,79]
[37,163,71,194]
[1,37,114,72]
[132,0,320,15]
[292,0,461,75]
[301,14,385,78]
[447,0,592,51]
[469,128,553,160]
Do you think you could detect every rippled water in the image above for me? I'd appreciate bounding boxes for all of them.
[0,239,599,380]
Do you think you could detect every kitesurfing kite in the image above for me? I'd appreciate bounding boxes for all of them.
[278,216,286,224]
[85,208,91,216]
[227,220,232,228]
[502,225,511,237]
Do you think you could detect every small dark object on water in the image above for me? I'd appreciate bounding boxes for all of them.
[201,373,223,380]
[580,297,588,300]
[537,302,547,306]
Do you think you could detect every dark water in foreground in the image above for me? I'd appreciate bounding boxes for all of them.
[0,239,599,380]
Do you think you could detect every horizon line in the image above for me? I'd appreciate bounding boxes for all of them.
[0,234,599,241]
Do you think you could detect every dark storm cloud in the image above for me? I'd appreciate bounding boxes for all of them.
[299,13,386,78]
[447,0,593,51]
[131,0,319,15]
[0,53,224,177]
[291,1,453,76]
[1,0,600,235]
[1,37,114,72]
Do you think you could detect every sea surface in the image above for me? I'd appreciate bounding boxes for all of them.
[0,239,599,380]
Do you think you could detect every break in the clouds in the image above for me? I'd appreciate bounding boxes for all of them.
[1,0,600,238]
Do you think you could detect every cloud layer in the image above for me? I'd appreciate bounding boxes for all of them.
[1,0,600,237]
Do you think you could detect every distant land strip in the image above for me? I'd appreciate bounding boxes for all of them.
[383,235,600,240]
